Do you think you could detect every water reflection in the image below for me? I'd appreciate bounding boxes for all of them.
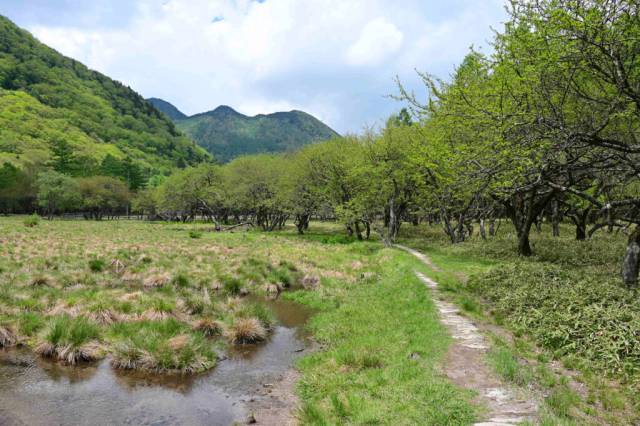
[0,296,313,426]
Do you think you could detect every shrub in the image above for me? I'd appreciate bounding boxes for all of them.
[23,214,40,227]
[88,258,106,272]
[188,230,203,239]
[221,275,242,295]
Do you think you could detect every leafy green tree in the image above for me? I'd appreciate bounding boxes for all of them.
[36,171,81,218]
[0,162,35,213]
[49,138,77,175]
[78,176,130,220]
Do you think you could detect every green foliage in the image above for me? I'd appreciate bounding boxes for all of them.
[0,15,210,183]
[88,258,106,273]
[23,213,39,227]
[36,170,81,215]
[469,261,640,380]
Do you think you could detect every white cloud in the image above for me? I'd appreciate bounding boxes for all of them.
[25,0,507,133]
[346,17,404,67]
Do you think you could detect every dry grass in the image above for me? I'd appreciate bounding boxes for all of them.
[226,318,267,344]
[193,318,223,337]
[143,272,171,288]
[0,326,17,347]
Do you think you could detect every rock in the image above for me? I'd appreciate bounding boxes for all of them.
[246,414,257,424]
[301,274,320,289]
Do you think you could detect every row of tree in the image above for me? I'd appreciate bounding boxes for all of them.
[138,0,640,286]
[1,0,638,285]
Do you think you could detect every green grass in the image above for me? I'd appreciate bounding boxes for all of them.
[288,248,478,425]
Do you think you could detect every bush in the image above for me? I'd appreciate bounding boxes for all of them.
[469,262,640,380]
[188,230,203,239]
[221,275,242,295]
[88,258,106,272]
[23,214,40,227]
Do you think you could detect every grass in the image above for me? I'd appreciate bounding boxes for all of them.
[398,222,640,424]
[0,217,371,374]
[288,247,478,425]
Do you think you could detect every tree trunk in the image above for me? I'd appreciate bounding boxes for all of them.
[517,226,533,256]
[622,226,640,288]
[388,199,399,242]
[607,208,614,233]
[551,199,560,237]
[479,219,487,240]
[354,221,363,241]
[575,210,589,241]
[489,219,496,237]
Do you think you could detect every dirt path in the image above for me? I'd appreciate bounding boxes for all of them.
[396,245,539,425]
[248,369,300,425]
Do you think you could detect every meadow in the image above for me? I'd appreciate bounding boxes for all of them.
[0,216,480,424]
[0,217,367,373]
[2,216,639,424]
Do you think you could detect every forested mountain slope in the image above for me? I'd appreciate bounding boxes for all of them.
[150,98,339,162]
[0,15,210,175]
[147,97,187,121]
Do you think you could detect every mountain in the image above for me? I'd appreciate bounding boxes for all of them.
[0,15,210,176]
[147,97,187,121]
[150,99,340,162]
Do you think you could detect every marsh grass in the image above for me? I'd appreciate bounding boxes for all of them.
[36,316,103,365]
[0,217,364,375]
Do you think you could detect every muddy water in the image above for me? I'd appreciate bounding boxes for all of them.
[0,297,313,426]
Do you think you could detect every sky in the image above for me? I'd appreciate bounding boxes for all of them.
[0,0,508,133]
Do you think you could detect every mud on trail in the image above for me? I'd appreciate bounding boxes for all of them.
[397,245,539,425]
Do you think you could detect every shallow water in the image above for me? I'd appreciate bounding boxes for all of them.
[0,297,313,426]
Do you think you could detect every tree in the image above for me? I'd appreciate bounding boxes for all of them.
[78,176,130,220]
[36,171,81,218]
[48,138,77,175]
[0,162,36,213]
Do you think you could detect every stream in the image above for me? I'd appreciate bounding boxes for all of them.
[0,297,313,426]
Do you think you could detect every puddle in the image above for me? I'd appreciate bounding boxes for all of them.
[0,297,313,426]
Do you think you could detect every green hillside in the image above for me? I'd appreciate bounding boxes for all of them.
[167,103,339,162]
[0,15,210,175]
[147,97,187,121]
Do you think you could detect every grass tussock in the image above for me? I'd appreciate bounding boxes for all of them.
[143,272,171,288]
[109,320,216,374]
[0,325,17,347]
[193,318,223,337]
[226,318,267,344]
[36,316,103,365]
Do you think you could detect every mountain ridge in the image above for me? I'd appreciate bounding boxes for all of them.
[146,98,339,162]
